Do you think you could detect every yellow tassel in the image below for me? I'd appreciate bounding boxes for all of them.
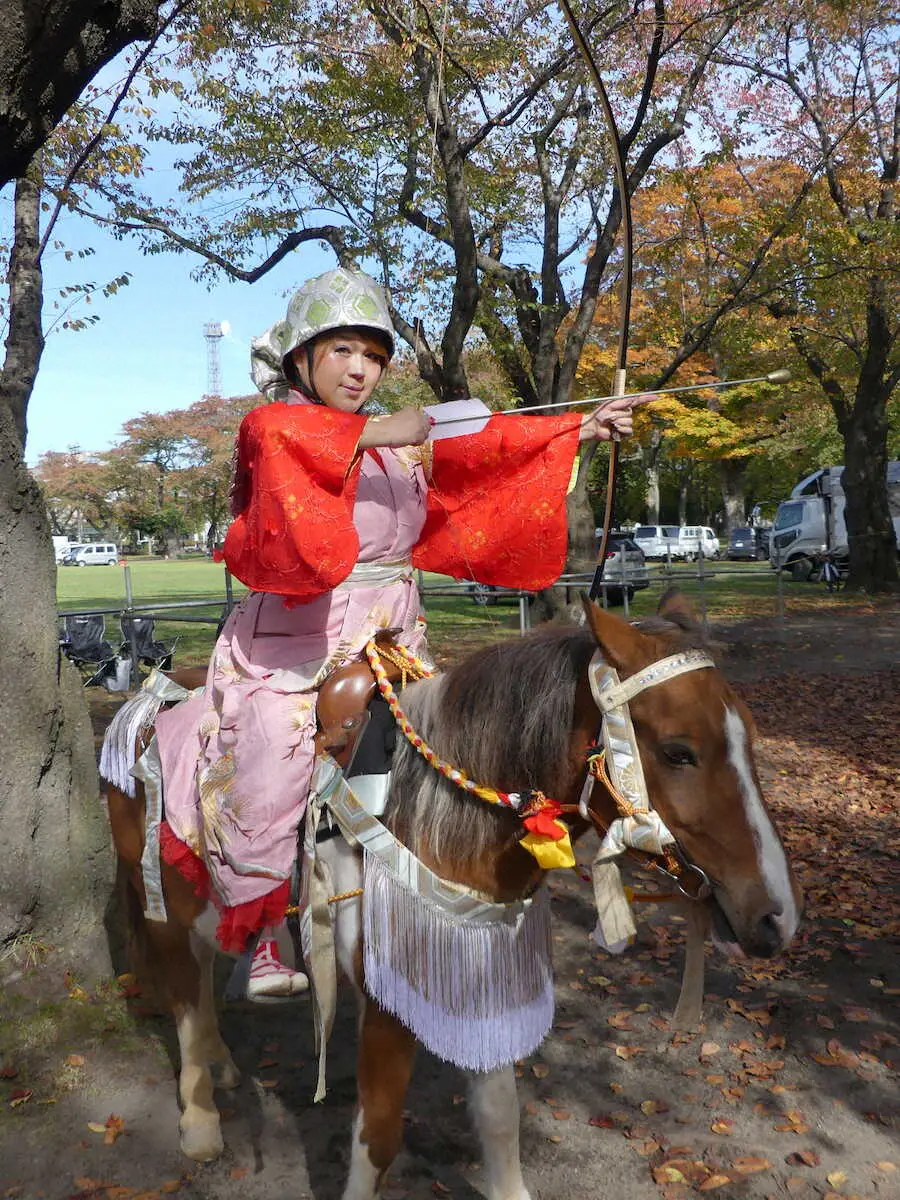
[520,828,576,870]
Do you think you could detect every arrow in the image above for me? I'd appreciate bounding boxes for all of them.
[428,369,792,431]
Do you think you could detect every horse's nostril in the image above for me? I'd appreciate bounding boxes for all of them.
[756,912,783,954]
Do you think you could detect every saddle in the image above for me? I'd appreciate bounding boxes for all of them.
[313,633,405,768]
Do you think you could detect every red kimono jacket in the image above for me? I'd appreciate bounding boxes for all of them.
[221,402,583,599]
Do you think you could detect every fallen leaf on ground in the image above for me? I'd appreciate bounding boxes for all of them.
[731,1156,772,1175]
[640,1099,669,1115]
[785,1150,820,1167]
[652,1166,686,1185]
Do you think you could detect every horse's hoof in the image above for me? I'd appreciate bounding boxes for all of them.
[179,1114,224,1162]
[214,1060,241,1090]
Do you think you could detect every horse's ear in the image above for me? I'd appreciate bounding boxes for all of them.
[580,593,647,671]
[657,587,701,631]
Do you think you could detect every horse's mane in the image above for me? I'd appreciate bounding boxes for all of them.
[387,626,595,867]
[385,616,712,869]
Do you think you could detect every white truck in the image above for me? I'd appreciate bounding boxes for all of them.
[770,462,900,579]
[52,535,73,563]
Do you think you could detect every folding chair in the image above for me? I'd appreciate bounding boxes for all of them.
[119,615,178,673]
[62,614,120,687]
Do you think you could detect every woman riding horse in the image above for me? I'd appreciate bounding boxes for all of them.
[127,267,648,998]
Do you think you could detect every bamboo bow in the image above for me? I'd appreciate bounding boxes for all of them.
[557,0,636,599]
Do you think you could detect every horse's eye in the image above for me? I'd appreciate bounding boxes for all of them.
[660,742,697,768]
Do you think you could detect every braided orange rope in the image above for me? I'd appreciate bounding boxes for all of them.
[365,640,575,869]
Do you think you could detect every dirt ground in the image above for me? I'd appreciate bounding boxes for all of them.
[1,600,898,1200]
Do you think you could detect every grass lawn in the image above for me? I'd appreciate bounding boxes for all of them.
[56,556,858,669]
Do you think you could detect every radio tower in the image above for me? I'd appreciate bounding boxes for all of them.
[203,321,228,396]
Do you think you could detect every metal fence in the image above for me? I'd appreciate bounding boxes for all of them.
[58,553,805,686]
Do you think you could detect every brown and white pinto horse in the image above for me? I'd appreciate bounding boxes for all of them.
[105,591,801,1200]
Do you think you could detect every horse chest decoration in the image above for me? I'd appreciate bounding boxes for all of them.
[103,592,801,1200]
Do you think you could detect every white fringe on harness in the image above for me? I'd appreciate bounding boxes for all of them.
[98,668,195,797]
[363,853,553,1073]
[98,669,202,923]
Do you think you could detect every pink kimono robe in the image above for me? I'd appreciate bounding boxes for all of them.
[155,397,581,951]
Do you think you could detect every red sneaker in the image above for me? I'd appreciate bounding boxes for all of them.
[247,938,308,1000]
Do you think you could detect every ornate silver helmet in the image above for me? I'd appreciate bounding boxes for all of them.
[250,268,395,399]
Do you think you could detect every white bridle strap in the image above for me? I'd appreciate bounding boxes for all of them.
[585,647,716,955]
[589,649,715,713]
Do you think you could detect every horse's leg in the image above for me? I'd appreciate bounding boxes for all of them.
[190,928,241,1090]
[143,916,230,1161]
[467,1067,532,1200]
[342,1000,417,1200]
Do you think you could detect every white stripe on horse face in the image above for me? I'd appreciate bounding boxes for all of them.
[724,705,799,944]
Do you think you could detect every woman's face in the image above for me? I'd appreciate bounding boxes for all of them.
[291,331,388,411]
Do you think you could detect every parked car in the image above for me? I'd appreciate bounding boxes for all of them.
[64,542,120,566]
[727,526,769,561]
[673,526,720,560]
[633,524,680,560]
[598,532,650,600]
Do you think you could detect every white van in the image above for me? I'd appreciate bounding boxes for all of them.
[67,542,119,566]
[675,526,720,560]
[633,524,680,560]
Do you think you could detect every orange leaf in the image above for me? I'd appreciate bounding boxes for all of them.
[731,1156,771,1174]
[785,1150,820,1167]
[698,1176,732,1190]
[710,1120,734,1135]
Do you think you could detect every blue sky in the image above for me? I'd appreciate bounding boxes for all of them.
[21,206,338,466]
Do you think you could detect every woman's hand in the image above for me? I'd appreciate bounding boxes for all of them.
[579,393,655,442]
[360,407,433,448]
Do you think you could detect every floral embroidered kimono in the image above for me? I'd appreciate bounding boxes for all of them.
[155,396,581,951]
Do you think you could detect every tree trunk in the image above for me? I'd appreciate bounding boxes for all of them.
[1,176,44,443]
[0,0,167,188]
[838,393,899,591]
[678,477,688,524]
[0,175,112,973]
[0,402,113,972]
[720,460,747,534]
[641,429,663,522]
